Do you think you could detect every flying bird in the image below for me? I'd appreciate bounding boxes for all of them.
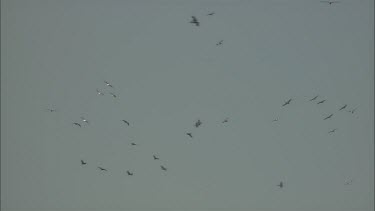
[222,118,229,123]
[339,104,347,111]
[186,132,193,138]
[96,89,104,96]
[282,98,292,107]
[190,16,200,26]
[122,120,130,126]
[80,117,89,125]
[109,92,117,98]
[46,108,57,112]
[104,81,113,88]
[309,95,319,101]
[73,122,81,127]
[328,128,337,134]
[348,108,357,114]
[195,119,202,128]
[126,170,133,176]
[323,114,333,120]
[277,181,284,188]
[207,12,215,16]
[81,160,87,165]
[160,165,167,171]
[317,100,326,105]
[216,40,223,46]
[130,142,137,146]
[98,167,107,171]
[344,179,353,185]
[320,1,340,5]
[153,155,160,160]
[272,118,279,122]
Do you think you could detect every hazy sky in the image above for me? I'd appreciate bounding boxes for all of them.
[1,0,374,210]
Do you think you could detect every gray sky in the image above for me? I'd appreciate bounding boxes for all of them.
[1,0,373,210]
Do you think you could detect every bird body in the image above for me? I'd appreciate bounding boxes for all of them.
[161,165,167,171]
[122,120,130,126]
[195,119,202,128]
[320,1,340,4]
[222,118,229,123]
[339,104,347,111]
[73,122,82,127]
[309,95,319,101]
[317,100,326,104]
[186,133,193,138]
[207,12,215,16]
[190,16,200,26]
[81,117,89,124]
[216,40,223,46]
[81,160,87,165]
[153,155,160,160]
[109,92,117,98]
[324,114,333,120]
[126,170,133,176]
[98,167,107,171]
[96,89,104,96]
[282,99,292,106]
[277,182,283,188]
[104,81,113,88]
[328,128,337,133]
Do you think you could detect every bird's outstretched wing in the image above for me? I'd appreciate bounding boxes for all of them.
[122,120,130,126]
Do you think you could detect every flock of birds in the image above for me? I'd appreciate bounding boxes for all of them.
[44,0,358,191]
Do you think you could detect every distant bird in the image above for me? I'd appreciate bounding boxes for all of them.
[109,92,117,98]
[272,118,278,122]
[126,170,133,176]
[339,104,347,111]
[96,89,104,96]
[328,128,337,134]
[320,1,340,5]
[190,16,200,26]
[104,81,113,88]
[186,132,193,138]
[160,165,167,171]
[282,98,292,107]
[130,142,137,146]
[98,167,107,171]
[81,160,87,165]
[195,119,202,128]
[277,181,284,188]
[73,122,82,127]
[317,100,326,105]
[46,108,57,112]
[153,155,160,160]
[348,108,357,114]
[323,114,333,120]
[309,95,319,101]
[207,12,215,16]
[216,40,223,46]
[80,117,89,125]
[222,118,229,123]
[122,120,130,126]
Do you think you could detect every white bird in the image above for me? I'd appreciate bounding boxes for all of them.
[104,80,113,88]
[81,117,89,125]
[96,89,104,96]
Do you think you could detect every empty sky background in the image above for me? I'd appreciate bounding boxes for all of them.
[1,0,374,210]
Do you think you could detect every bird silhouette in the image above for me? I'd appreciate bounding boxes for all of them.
[160,165,167,171]
[320,1,340,5]
[328,128,337,134]
[104,81,113,88]
[282,98,292,106]
[195,119,202,128]
[317,100,326,104]
[96,89,104,96]
[153,155,160,160]
[109,92,117,98]
[98,167,107,171]
[126,170,133,176]
[222,118,229,123]
[207,12,215,16]
[272,118,279,122]
[46,108,57,112]
[323,114,333,120]
[216,40,223,46]
[277,182,284,188]
[309,95,319,101]
[130,142,137,146]
[186,133,193,138]
[122,120,130,126]
[339,104,347,111]
[190,16,200,26]
[348,108,357,114]
[81,160,87,165]
[73,122,82,127]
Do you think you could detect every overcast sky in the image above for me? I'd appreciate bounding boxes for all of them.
[1,0,374,210]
